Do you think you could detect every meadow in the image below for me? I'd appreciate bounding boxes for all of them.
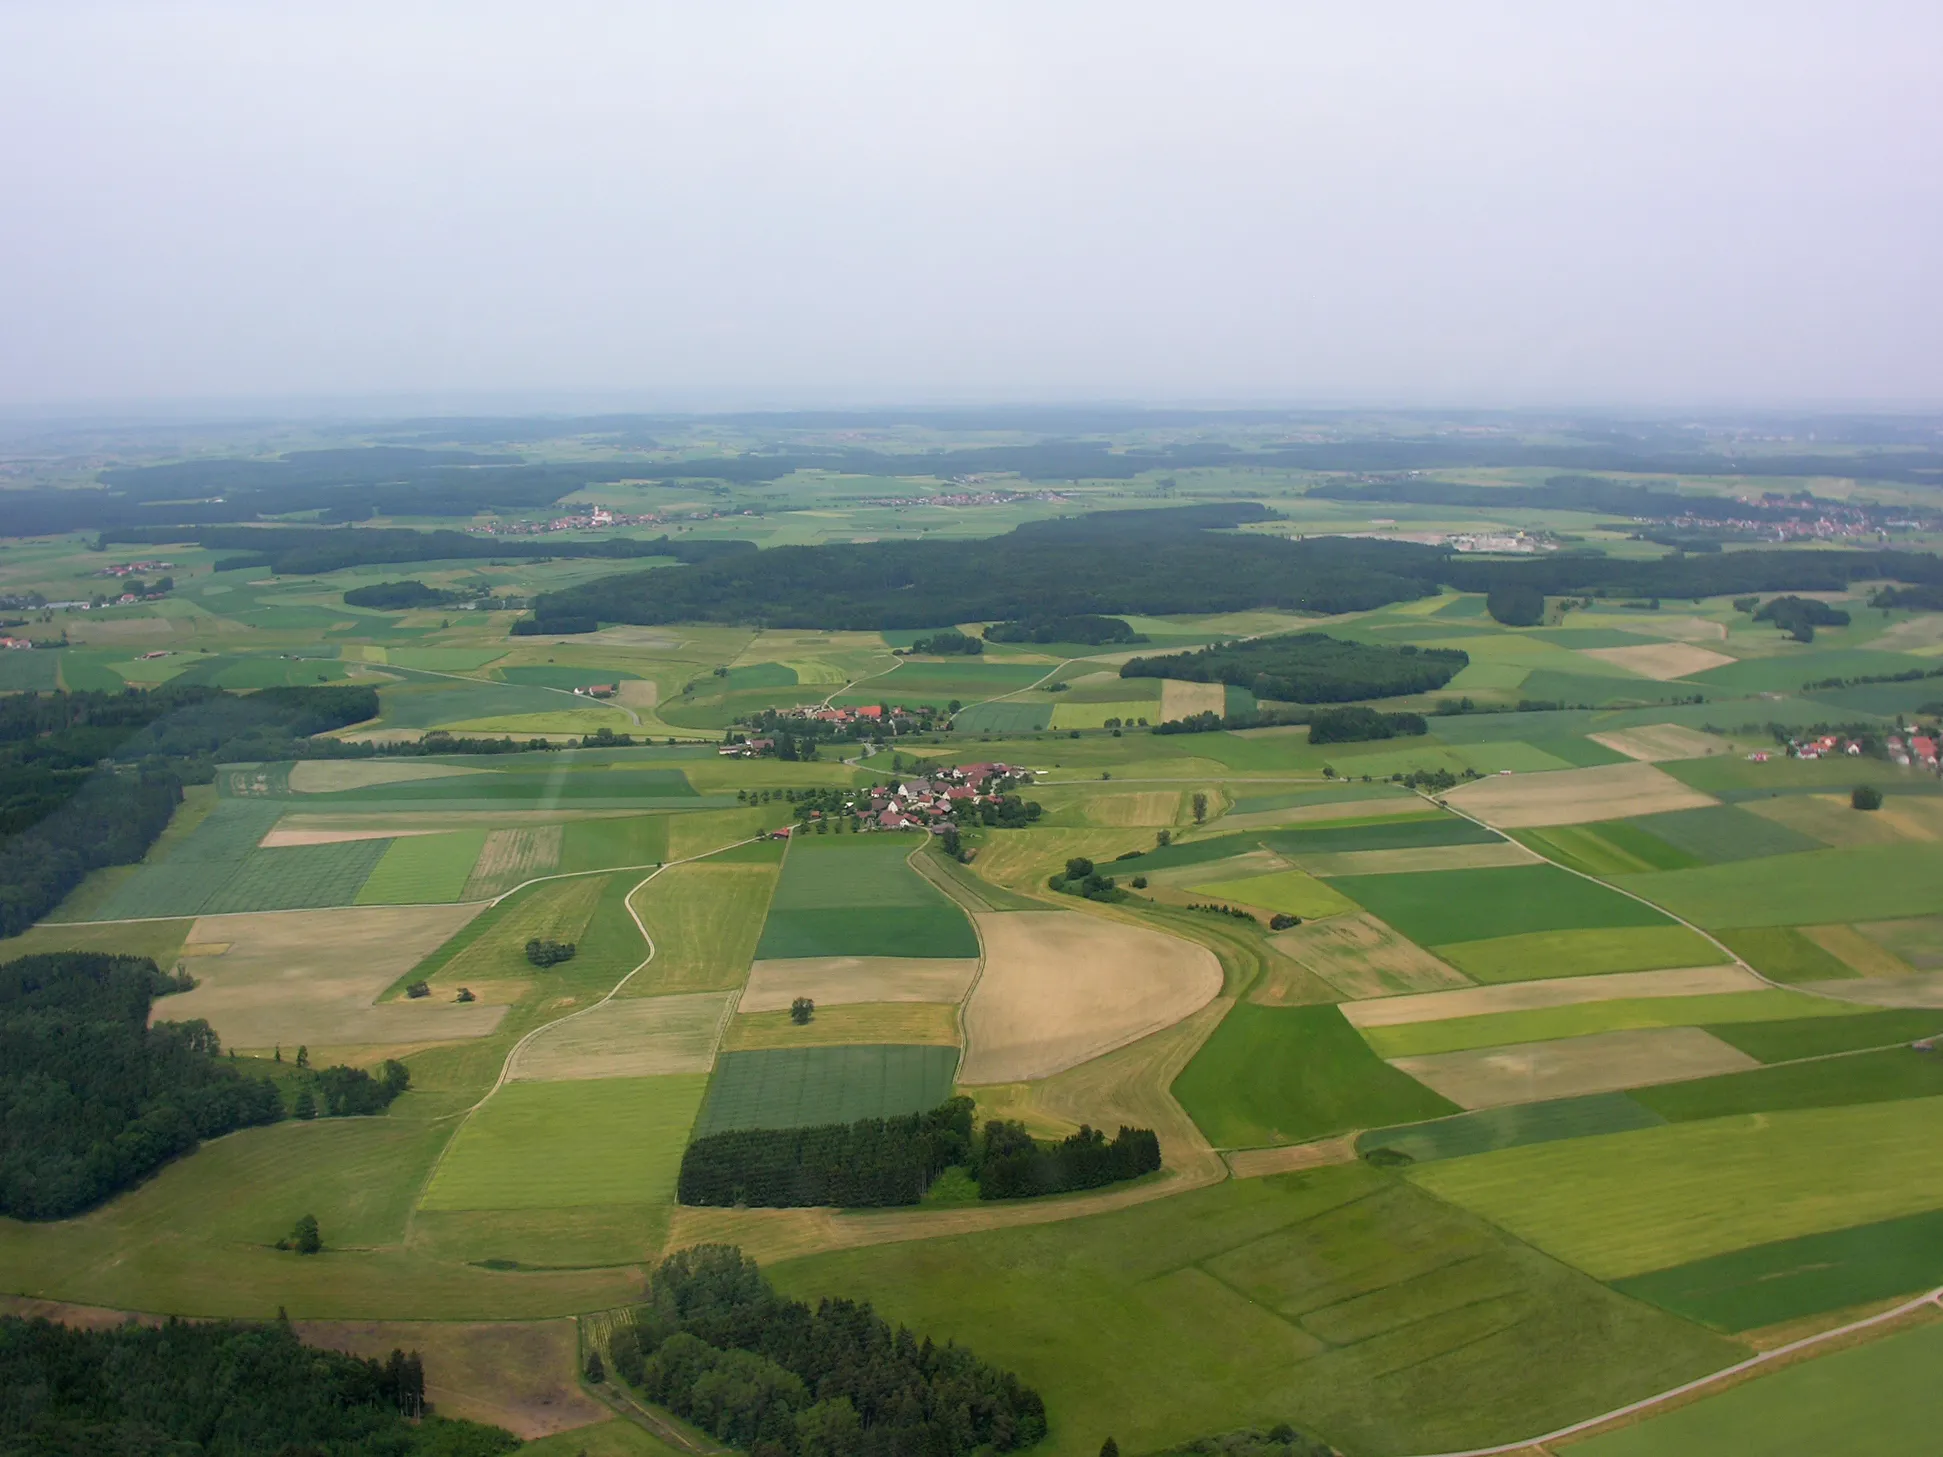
[1330,865,1673,946]
[691,1044,962,1137]
[753,834,979,959]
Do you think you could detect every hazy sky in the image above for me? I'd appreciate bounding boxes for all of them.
[2,2,1938,410]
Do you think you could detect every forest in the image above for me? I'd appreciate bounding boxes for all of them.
[1121,634,1467,704]
[607,1245,1046,1457]
[343,579,469,609]
[0,954,285,1219]
[0,1314,516,1455]
[984,614,1145,645]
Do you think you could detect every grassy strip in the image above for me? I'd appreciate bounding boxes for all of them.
[1706,1008,1943,1063]
[1356,1092,1664,1165]
[1632,1046,1943,1121]
[1434,925,1726,983]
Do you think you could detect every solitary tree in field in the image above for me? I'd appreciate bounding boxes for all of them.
[1854,784,1884,811]
[1100,1439,1119,1457]
[295,1045,309,1069]
[791,997,815,1025]
[1192,792,1208,824]
[1156,829,1171,846]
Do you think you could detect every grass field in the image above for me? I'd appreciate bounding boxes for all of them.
[1172,1004,1456,1148]
[754,835,978,959]
[1631,1045,1943,1122]
[1431,925,1724,982]
[721,1001,959,1051]
[419,1075,707,1211]
[1356,1092,1665,1165]
[1705,1007,1943,1062]
[199,838,394,914]
[1409,1095,1943,1279]
[1256,814,1501,854]
[1186,868,1356,919]
[410,875,612,990]
[509,993,733,1080]
[1391,1027,1758,1110]
[1569,1316,1943,1455]
[953,701,1052,734]
[1715,926,1859,981]
[691,1044,961,1137]
[769,1165,1741,1457]
[559,814,670,874]
[92,800,286,919]
[1331,865,1673,947]
[1628,804,1824,863]
[1616,845,1943,928]
[1612,1206,1943,1333]
[1514,821,1699,876]
[1361,989,1858,1059]
[1268,912,1471,1000]
[626,861,778,996]
[355,829,489,904]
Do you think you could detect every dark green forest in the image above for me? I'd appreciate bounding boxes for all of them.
[607,1245,1046,1457]
[984,615,1144,645]
[0,1314,516,1456]
[343,580,467,609]
[1121,634,1467,704]
[102,524,754,577]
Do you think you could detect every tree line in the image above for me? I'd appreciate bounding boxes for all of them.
[0,1313,517,1455]
[601,1244,1047,1457]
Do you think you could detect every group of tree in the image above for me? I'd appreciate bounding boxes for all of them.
[1149,1425,1337,1457]
[1752,594,1851,642]
[1122,633,1467,704]
[1305,706,1429,745]
[342,579,475,610]
[983,614,1145,645]
[1484,582,1546,626]
[1047,856,1123,903]
[603,1244,1046,1457]
[0,1312,517,1454]
[679,1098,1160,1209]
[903,629,984,655]
[524,938,577,967]
[1871,584,1943,611]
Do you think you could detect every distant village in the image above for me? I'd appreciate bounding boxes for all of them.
[764,762,1036,834]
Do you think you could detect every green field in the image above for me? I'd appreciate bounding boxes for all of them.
[1257,814,1501,854]
[1628,804,1824,863]
[560,814,670,873]
[1514,821,1699,876]
[1186,868,1356,919]
[953,701,1053,734]
[1361,989,1858,1060]
[1706,1007,1943,1062]
[1331,865,1673,947]
[1434,925,1727,982]
[90,799,285,919]
[1632,1046,1943,1122]
[1570,1317,1943,1455]
[1613,1205,1943,1332]
[1616,845,1943,928]
[355,829,488,904]
[692,1044,961,1136]
[1715,926,1859,982]
[197,838,393,913]
[1356,1092,1665,1165]
[1409,1096,1943,1279]
[754,834,979,959]
[769,1165,1740,1457]
[419,1075,707,1211]
[1173,1004,1456,1148]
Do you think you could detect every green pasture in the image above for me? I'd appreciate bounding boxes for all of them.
[560,815,670,873]
[1356,1092,1664,1166]
[837,660,1049,706]
[0,649,60,690]
[1187,868,1355,919]
[770,1164,1739,1457]
[199,839,392,914]
[1632,1046,1943,1122]
[1614,1205,1943,1333]
[1332,865,1672,947]
[1659,751,1942,800]
[1714,926,1857,981]
[1173,1004,1456,1148]
[692,1045,961,1137]
[953,701,1053,734]
[1409,1096,1943,1280]
[1361,989,1858,1060]
[1571,1316,1943,1455]
[754,834,978,959]
[1513,821,1698,876]
[90,799,284,920]
[1630,804,1824,863]
[496,664,643,689]
[1615,845,1943,928]
[419,1075,706,1212]
[1259,814,1501,855]
[1707,1007,1943,1062]
[1687,647,1924,694]
[1110,832,1266,875]
[366,670,599,732]
[1446,740,1576,774]
[1229,783,1410,815]
[355,830,487,904]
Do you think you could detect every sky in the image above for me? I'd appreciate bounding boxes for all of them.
[1,1,1939,412]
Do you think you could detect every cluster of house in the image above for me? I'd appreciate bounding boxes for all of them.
[1887,733,1939,768]
[0,635,31,651]
[806,763,1034,831]
[572,683,618,698]
[473,506,663,535]
[1779,734,1866,761]
[96,560,173,578]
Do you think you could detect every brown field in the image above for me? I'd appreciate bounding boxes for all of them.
[1266,912,1471,1001]
[1225,1136,1358,1179]
[274,809,635,834]
[1746,792,1943,847]
[1293,842,1538,877]
[1856,914,1943,970]
[296,1318,604,1438]
[739,957,979,1012]
[1793,972,1943,1008]
[1078,790,1186,827]
[461,825,564,900]
[260,826,437,848]
[1213,796,1433,834]
[1587,723,1732,763]
[1801,924,1920,978]
[721,1001,960,1051]
[1578,642,1737,680]
[1342,964,1761,1028]
[286,761,486,794]
[1390,1026,1759,1109]
[509,991,733,1080]
[959,911,1222,1082]
[1158,679,1226,722]
[614,678,660,709]
[1441,760,1716,828]
[163,904,499,1049]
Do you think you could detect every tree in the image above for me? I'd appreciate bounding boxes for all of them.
[1101,1440,1120,1457]
[1192,792,1208,824]
[791,997,815,1025]
[1853,784,1884,811]
[294,1089,317,1120]
[295,1044,309,1069]
[1156,829,1171,846]
[1065,856,1095,879]
[585,1349,606,1383]
[281,1213,321,1254]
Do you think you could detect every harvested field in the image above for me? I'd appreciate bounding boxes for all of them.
[1390,1027,1759,1110]
[1441,761,1716,828]
[959,911,1222,1082]
[461,825,564,900]
[693,1045,960,1136]
[1855,914,1943,969]
[1159,679,1226,722]
[260,826,441,848]
[1292,842,1537,877]
[624,861,777,997]
[1342,965,1762,1028]
[294,1318,604,1438]
[739,957,979,1012]
[1587,724,1729,762]
[721,1001,959,1051]
[1224,1137,1358,1179]
[1357,1092,1665,1166]
[1075,790,1185,827]
[1814,972,1943,1007]
[1268,912,1471,1001]
[160,903,496,1048]
[1186,868,1355,920]
[1741,792,1927,848]
[1409,1096,1943,1279]
[1578,642,1736,679]
[508,991,733,1081]
[1434,925,1750,984]
[1365,988,1853,1059]
[1215,795,1444,835]
[287,760,486,793]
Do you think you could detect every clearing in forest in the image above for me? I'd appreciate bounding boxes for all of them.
[1268,912,1472,1001]
[739,957,980,1012]
[1390,1026,1758,1110]
[1441,761,1716,828]
[959,911,1221,1083]
[508,991,733,1080]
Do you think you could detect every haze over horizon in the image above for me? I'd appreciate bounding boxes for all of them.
[3,2,1938,412]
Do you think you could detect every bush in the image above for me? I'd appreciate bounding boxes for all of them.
[1269,913,1301,930]
[1854,784,1884,811]
[789,996,814,1025]
[907,629,983,655]
[525,938,576,967]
